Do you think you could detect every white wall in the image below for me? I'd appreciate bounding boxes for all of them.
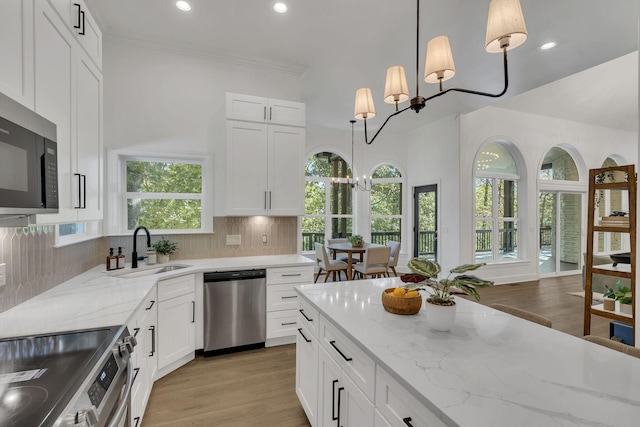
[459,106,637,283]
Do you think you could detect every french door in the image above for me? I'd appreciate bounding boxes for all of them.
[538,191,582,274]
[413,185,438,261]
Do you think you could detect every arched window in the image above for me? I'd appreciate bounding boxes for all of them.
[474,142,519,262]
[302,152,353,251]
[370,165,402,245]
[539,147,579,181]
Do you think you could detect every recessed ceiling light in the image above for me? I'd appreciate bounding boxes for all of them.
[273,2,288,13]
[176,1,191,12]
[540,42,557,51]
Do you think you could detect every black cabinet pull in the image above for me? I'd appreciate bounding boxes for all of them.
[73,3,81,29]
[149,326,156,356]
[337,386,344,427]
[79,10,85,35]
[132,367,140,384]
[133,327,140,337]
[269,107,272,121]
[331,380,339,421]
[281,321,296,326]
[297,328,311,343]
[191,301,195,323]
[403,417,414,427]
[299,309,313,322]
[281,295,297,299]
[282,273,302,277]
[133,417,140,427]
[146,300,155,310]
[263,106,267,121]
[329,340,352,362]
[74,173,82,208]
[82,175,86,208]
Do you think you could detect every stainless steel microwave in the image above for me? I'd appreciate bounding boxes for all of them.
[0,92,58,220]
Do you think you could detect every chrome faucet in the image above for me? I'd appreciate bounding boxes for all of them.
[132,226,151,268]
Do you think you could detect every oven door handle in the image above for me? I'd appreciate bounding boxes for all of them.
[107,357,134,427]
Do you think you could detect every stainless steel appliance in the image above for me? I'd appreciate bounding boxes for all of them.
[203,269,266,354]
[0,91,58,224]
[0,325,136,427]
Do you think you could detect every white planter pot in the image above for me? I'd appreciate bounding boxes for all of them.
[425,300,456,331]
[620,303,633,315]
[157,254,170,264]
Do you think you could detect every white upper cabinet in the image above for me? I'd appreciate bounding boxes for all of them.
[34,0,103,224]
[46,0,102,69]
[226,93,305,127]
[0,0,34,109]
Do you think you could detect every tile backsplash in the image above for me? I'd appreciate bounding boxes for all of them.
[0,217,298,314]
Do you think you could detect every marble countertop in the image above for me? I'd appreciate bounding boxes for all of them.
[0,254,313,339]
[295,277,640,427]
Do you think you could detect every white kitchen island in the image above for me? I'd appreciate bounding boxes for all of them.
[295,277,640,427]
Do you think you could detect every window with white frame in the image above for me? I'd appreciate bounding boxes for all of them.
[117,155,210,233]
[302,152,353,251]
[56,221,101,247]
[474,142,519,262]
[370,165,402,245]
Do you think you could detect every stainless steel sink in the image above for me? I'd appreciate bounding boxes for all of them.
[111,264,191,278]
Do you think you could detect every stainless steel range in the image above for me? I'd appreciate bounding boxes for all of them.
[0,325,136,427]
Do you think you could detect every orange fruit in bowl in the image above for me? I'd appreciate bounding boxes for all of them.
[404,290,419,298]
[392,287,406,297]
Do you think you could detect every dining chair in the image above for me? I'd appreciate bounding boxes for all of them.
[490,303,553,328]
[315,243,348,283]
[387,241,400,277]
[352,246,391,279]
[328,238,352,263]
[583,335,640,358]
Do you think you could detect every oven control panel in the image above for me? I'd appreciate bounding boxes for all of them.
[88,353,119,408]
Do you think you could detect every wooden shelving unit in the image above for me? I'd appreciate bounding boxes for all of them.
[584,165,636,338]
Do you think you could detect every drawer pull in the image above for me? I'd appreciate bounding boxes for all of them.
[149,326,156,356]
[134,417,140,427]
[132,367,140,384]
[281,273,302,277]
[329,340,352,362]
[281,295,298,299]
[133,327,140,337]
[297,328,312,343]
[146,300,155,310]
[403,417,414,427]
[332,379,339,421]
[299,309,313,322]
[281,321,296,326]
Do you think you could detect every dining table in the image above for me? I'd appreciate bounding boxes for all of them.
[326,242,384,280]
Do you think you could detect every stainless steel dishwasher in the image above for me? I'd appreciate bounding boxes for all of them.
[203,269,266,355]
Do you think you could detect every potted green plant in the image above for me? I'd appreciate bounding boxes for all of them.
[404,258,494,331]
[619,296,633,315]
[348,235,364,248]
[152,238,178,264]
[602,285,617,311]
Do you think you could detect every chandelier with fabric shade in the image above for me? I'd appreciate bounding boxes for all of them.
[354,0,527,144]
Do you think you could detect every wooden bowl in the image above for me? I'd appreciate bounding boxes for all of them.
[381,288,422,315]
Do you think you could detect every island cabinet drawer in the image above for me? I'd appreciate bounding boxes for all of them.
[297,298,319,337]
[267,284,299,311]
[129,287,157,340]
[157,274,195,302]
[267,266,314,285]
[319,316,375,401]
[375,366,447,427]
[267,310,298,338]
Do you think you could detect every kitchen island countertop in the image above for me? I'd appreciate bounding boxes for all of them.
[295,277,640,427]
[0,254,313,338]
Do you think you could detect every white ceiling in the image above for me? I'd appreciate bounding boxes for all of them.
[85,0,639,134]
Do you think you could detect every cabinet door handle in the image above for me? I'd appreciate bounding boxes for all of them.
[79,10,85,35]
[331,380,339,421]
[282,273,301,277]
[269,107,272,121]
[146,300,155,310]
[329,340,353,362]
[281,321,296,326]
[281,295,297,299]
[74,173,82,209]
[191,301,195,323]
[403,417,414,427]
[299,309,313,322]
[132,367,140,384]
[297,328,311,343]
[268,191,272,209]
[81,174,86,208]
[133,417,140,427]
[149,326,156,356]
[264,191,268,209]
[73,3,81,29]
[337,386,344,427]
[263,106,267,121]
[133,327,140,337]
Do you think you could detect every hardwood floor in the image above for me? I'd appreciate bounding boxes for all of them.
[142,274,611,426]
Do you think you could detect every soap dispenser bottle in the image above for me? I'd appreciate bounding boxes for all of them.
[117,247,126,269]
[107,248,117,271]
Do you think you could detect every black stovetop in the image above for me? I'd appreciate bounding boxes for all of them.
[0,326,123,427]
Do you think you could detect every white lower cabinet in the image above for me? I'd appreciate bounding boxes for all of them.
[156,275,196,378]
[129,287,157,427]
[296,321,318,426]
